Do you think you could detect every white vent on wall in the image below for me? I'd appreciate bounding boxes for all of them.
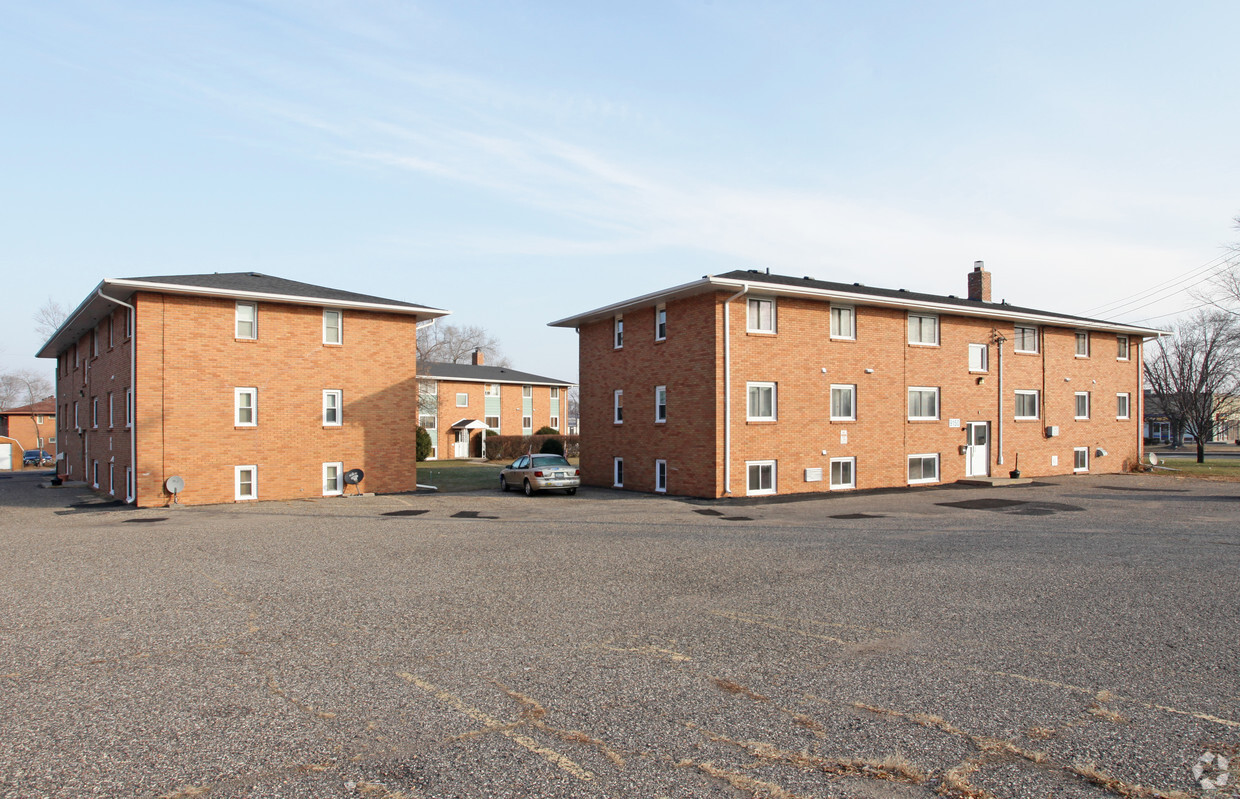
[805,467,823,482]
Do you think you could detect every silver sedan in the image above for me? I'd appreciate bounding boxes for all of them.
[499,454,580,496]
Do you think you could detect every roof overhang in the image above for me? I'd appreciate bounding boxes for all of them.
[37,278,451,358]
[548,275,1167,338]
[415,373,573,388]
[450,419,489,430]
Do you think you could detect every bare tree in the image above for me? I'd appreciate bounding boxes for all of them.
[33,297,69,342]
[1144,310,1240,463]
[416,322,511,367]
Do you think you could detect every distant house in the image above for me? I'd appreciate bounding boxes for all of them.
[0,397,57,469]
[551,263,1162,498]
[1143,389,1240,444]
[418,349,572,459]
[37,273,447,506]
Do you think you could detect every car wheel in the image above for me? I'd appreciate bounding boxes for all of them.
[523,479,534,497]
[500,476,509,492]
[566,488,577,496]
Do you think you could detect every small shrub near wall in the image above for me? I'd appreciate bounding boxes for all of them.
[485,434,579,461]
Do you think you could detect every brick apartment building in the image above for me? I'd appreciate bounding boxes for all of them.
[37,273,446,506]
[550,264,1162,498]
[0,397,57,469]
[418,350,572,459]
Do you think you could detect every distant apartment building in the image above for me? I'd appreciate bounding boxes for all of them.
[551,264,1162,498]
[0,397,57,469]
[38,273,446,506]
[418,350,572,459]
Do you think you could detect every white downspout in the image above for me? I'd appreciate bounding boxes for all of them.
[992,329,1006,466]
[722,284,749,495]
[97,290,137,503]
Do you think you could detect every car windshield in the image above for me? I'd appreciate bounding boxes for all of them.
[531,455,570,468]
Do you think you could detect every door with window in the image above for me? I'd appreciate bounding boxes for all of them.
[454,429,469,458]
[966,422,990,477]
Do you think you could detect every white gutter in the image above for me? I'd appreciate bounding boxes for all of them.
[549,275,1166,338]
[103,278,449,318]
[96,290,137,504]
[722,284,749,495]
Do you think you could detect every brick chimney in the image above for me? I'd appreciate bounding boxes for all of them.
[472,348,484,366]
[967,261,991,302]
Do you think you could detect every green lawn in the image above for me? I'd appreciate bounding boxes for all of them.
[415,461,504,492]
[1155,458,1240,481]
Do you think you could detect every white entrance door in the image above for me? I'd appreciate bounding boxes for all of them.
[0,444,10,470]
[454,430,469,458]
[966,422,990,477]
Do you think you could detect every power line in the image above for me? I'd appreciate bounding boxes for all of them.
[1082,253,1233,317]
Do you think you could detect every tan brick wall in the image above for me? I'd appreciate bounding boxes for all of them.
[53,293,421,506]
[580,292,720,496]
[579,289,1144,498]
[427,379,566,459]
[56,305,134,494]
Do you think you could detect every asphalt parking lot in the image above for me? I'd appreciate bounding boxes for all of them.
[1,471,1237,799]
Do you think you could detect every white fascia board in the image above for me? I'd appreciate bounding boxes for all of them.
[707,277,1167,337]
[36,280,109,358]
[547,277,714,328]
[106,278,451,319]
[549,274,1165,338]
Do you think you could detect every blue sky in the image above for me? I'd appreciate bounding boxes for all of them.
[3,1,1238,382]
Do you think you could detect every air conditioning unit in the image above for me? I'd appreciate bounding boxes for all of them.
[1045,425,1059,437]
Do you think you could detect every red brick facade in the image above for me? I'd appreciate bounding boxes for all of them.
[419,378,568,459]
[570,272,1152,498]
[0,398,57,468]
[48,280,435,506]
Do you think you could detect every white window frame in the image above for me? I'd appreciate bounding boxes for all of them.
[92,460,98,488]
[108,393,114,428]
[614,389,624,424]
[1116,335,1130,361]
[614,315,624,349]
[747,297,775,333]
[125,388,133,428]
[1014,325,1039,354]
[125,466,133,502]
[323,390,343,426]
[456,393,469,408]
[908,313,939,346]
[829,457,856,490]
[1074,392,1090,420]
[1117,393,1131,420]
[550,386,559,400]
[968,343,988,373]
[485,383,500,397]
[1073,447,1089,473]
[73,401,79,429]
[235,465,257,501]
[484,415,500,431]
[126,308,134,339]
[654,459,668,493]
[522,414,532,432]
[235,302,257,340]
[655,385,667,423]
[746,460,776,496]
[1075,330,1089,358]
[235,387,257,427]
[522,384,532,398]
[323,309,342,345]
[655,304,667,341]
[613,457,624,488]
[907,453,940,485]
[323,462,344,496]
[907,387,940,421]
[830,305,855,340]
[746,382,777,421]
[830,384,856,422]
[1014,390,1040,420]
[91,397,98,428]
[108,314,114,348]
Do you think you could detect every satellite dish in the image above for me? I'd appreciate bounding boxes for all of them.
[1147,452,1159,467]
[344,469,364,485]
[165,475,185,493]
